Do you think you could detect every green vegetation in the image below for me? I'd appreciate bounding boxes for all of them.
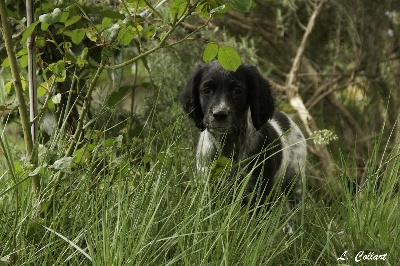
[1,109,399,264]
[1,0,399,264]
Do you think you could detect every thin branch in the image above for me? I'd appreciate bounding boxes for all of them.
[48,61,105,213]
[287,0,326,94]
[26,0,40,199]
[65,62,105,157]
[283,0,339,188]
[142,0,163,20]
[284,0,326,135]
[290,1,307,31]
[0,0,33,160]
[0,134,16,181]
[305,76,342,109]
[30,79,56,124]
[104,5,207,70]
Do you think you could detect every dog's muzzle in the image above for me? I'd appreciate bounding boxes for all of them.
[205,109,232,134]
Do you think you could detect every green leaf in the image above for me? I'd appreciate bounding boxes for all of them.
[41,22,50,31]
[134,25,143,35]
[142,154,152,164]
[117,25,135,46]
[20,76,27,90]
[210,156,232,179]
[38,8,62,25]
[142,25,156,39]
[71,29,86,44]
[102,17,113,29]
[5,81,13,95]
[48,60,66,82]
[1,57,10,67]
[127,0,146,5]
[103,135,122,149]
[20,55,28,68]
[63,42,72,51]
[73,144,95,166]
[47,99,55,110]
[122,31,134,45]
[217,45,241,71]
[203,42,219,62]
[230,0,252,13]
[36,37,46,47]
[104,138,115,148]
[20,21,40,45]
[81,47,88,58]
[77,57,88,67]
[72,149,86,166]
[77,47,89,67]
[38,84,47,97]
[48,60,65,75]
[106,86,130,108]
[86,29,98,42]
[127,0,146,6]
[17,48,28,67]
[16,48,28,57]
[64,15,81,27]
[100,10,125,20]
[59,11,70,23]
[170,0,187,18]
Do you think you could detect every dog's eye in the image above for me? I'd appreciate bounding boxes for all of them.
[233,87,244,95]
[202,87,212,95]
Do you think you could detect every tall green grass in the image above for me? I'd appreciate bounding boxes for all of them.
[1,106,399,265]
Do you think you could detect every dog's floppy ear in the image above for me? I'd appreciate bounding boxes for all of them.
[180,63,206,130]
[243,65,275,130]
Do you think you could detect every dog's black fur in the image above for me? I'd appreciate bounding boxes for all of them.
[181,61,306,207]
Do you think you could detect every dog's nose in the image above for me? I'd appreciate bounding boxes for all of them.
[212,110,228,121]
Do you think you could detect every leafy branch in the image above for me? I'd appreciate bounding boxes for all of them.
[2,0,253,216]
[104,3,199,70]
[0,0,34,163]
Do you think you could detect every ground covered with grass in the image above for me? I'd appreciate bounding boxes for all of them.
[1,112,399,265]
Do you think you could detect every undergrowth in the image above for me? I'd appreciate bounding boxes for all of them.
[1,104,399,265]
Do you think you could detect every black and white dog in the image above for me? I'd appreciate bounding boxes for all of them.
[181,61,306,207]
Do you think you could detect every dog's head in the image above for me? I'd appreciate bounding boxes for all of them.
[181,61,275,133]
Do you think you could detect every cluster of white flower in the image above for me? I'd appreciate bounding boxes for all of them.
[312,129,338,145]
